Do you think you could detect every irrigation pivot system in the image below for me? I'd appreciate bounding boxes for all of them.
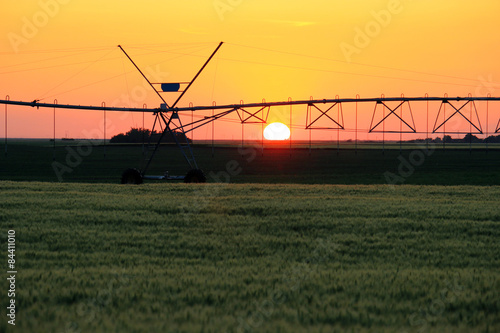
[1,42,500,184]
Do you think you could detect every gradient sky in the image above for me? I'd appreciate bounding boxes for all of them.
[1,0,499,140]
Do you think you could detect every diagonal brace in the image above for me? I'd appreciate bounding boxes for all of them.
[433,100,482,134]
[369,101,416,133]
[170,109,237,133]
[237,106,269,124]
[306,102,344,130]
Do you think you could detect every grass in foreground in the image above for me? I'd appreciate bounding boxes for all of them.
[0,182,499,332]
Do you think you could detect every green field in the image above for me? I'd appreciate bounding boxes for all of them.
[1,182,499,332]
[1,141,499,332]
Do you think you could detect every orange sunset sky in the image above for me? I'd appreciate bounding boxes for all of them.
[1,0,499,140]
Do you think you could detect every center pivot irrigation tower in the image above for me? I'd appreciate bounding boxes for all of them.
[1,42,500,184]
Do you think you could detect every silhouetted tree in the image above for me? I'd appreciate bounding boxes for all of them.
[110,127,191,144]
[463,133,481,143]
[485,135,500,143]
[443,135,454,143]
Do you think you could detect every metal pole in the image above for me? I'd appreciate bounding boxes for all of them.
[426,93,429,152]
[382,94,385,155]
[53,99,57,161]
[469,94,472,155]
[261,110,264,155]
[356,95,359,155]
[443,94,447,151]
[212,102,215,157]
[102,102,106,158]
[400,94,403,154]
[486,94,490,153]
[289,97,292,158]
[191,106,194,144]
[4,96,8,157]
[308,108,312,155]
[172,42,224,109]
[261,99,265,156]
[309,96,312,155]
[118,45,169,107]
[142,104,146,155]
[337,97,340,155]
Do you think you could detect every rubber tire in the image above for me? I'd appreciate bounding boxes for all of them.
[121,168,143,185]
[184,169,207,183]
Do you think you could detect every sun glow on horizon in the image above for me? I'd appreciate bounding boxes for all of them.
[263,122,291,141]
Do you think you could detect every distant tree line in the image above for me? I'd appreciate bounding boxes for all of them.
[410,134,500,144]
[110,128,192,144]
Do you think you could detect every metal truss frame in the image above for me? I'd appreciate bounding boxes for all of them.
[305,102,344,130]
[432,99,483,134]
[236,105,270,124]
[139,110,198,177]
[369,100,416,133]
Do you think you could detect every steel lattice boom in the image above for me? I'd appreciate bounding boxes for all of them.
[1,41,499,183]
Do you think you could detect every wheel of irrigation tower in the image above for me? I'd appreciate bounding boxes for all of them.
[121,168,143,185]
[184,169,207,183]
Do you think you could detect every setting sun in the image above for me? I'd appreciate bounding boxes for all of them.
[263,122,291,141]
